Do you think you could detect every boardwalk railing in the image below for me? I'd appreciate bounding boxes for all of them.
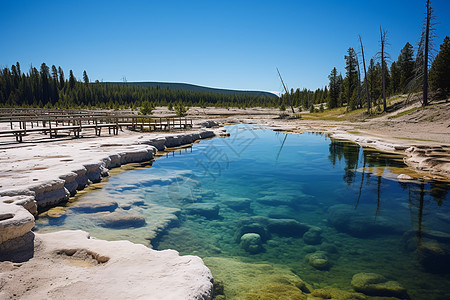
[0,109,193,142]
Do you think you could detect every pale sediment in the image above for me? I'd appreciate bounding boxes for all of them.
[0,230,213,300]
[0,128,219,299]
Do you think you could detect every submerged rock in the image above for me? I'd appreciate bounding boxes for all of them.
[267,218,310,237]
[311,287,366,299]
[222,197,251,212]
[240,233,263,254]
[184,203,220,219]
[351,272,409,299]
[401,230,450,273]
[203,257,310,299]
[70,200,118,213]
[303,226,323,245]
[235,216,312,243]
[415,242,450,274]
[328,204,402,237]
[307,251,331,270]
[96,211,146,229]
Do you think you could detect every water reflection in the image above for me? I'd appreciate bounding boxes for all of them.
[329,138,450,276]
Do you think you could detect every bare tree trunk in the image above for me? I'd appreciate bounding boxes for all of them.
[356,55,362,109]
[359,35,371,112]
[380,27,387,111]
[277,68,295,114]
[423,0,431,106]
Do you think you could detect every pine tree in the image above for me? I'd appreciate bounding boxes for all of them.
[69,70,76,89]
[429,36,450,97]
[390,61,400,95]
[40,63,50,104]
[328,67,340,109]
[344,48,358,110]
[397,42,415,92]
[58,66,65,88]
[83,70,89,84]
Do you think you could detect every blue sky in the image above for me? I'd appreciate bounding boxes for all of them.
[1,0,449,93]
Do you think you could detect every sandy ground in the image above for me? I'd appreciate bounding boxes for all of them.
[0,103,449,299]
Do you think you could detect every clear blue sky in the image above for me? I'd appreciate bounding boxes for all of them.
[1,0,449,93]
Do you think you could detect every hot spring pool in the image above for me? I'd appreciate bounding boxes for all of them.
[35,124,450,299]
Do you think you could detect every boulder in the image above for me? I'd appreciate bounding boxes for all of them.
[267,218,310,237]
[240,233,263,254]
[351,272,409,299]
[303,226,323,245]
[235,216,311,242]
[184,203,220,219]
[307,251,331,270]
[236,221,269,242]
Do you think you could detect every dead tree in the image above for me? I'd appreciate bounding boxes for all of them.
[359,35,371,112]
[277,68,295,114]
[423,0,432,106]
[380,27,388,111]
[355,54,362,109]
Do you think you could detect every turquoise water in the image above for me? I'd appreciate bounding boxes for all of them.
[35,125,450,299]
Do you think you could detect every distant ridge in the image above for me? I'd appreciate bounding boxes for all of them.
[105,81,278,98]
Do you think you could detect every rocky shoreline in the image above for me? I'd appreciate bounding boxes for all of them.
[0,128,223,299]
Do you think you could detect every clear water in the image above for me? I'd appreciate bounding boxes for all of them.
[35,124,450,299]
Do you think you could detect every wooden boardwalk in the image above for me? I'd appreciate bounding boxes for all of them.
[0,108,193,142]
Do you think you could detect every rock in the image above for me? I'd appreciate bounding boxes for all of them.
[96,211,146,229]
[200,120,219,128]
[351,272,409,298]
[235,216,311,242]
[222,197,251,212]
[328,204,402,237]
[303,226,322,245]
[397,174,414,180]
[184,203,220,219]
[415,242,450,274]
[0,230,213,299]
[70,200,118,213]
[30,179,70,208]
[401,230,450,273]
[257,195,294,207]
[0,194,37,216]
[235,221,269,242]
[307,251,331,270]
[267,218,310,237]
[320,243,339,254]
[311,288,366,299]
[267,206,295,219]
[203,257,310,299]
[240,233,263,254]
[0,202,35,249]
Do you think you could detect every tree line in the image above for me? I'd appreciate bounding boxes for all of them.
[0,63,278,110]
[287,0,449,113]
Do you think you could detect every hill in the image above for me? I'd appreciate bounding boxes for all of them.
[105,81,278,98]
